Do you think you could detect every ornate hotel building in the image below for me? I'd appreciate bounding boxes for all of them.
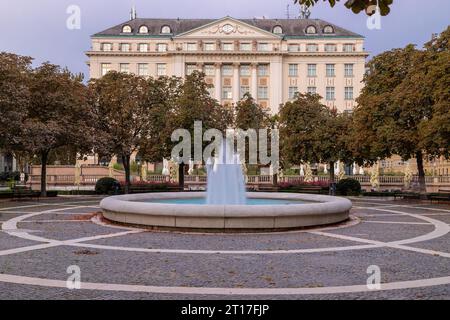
[87,16,368,113]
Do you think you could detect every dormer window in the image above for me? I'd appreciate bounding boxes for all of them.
[161,25,171,34]
[323,25,334,34]
[122,25,132,33]
[306,25,317,34]
[138,25,148,34]
[273,25,283,34]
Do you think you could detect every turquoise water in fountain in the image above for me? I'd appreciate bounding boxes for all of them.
[141,198,305,205]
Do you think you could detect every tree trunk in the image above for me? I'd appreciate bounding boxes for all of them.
[415,151,427,193]
[329,161,335,196]
[40,151,48,197]
[178,162,185,190]
[122,154,131,194]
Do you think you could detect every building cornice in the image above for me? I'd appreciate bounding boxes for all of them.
[85,50,369,58]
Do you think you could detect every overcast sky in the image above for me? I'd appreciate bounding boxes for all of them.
[0,0,448,79]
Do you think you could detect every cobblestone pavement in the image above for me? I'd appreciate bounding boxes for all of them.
[0,196,449,300]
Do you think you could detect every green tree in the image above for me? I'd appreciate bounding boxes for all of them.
[234,93,271,167]
[88,71,151,193]
[417,27,450,160]
[169,71,232,188]
[352,29,449,192]
[280,93,353,184]
[316,109,354,183]
[295,0,393,16]
[0,53,32,166]
[139,76,182,164]
[279,93,326,171]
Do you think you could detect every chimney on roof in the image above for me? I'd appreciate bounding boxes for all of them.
[130,5,137,20]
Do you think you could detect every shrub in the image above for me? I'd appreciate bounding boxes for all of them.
[95,177,121,194]
[336,178,361,196]
[0,171,22,182]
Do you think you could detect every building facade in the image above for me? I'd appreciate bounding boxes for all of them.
[87,16,368,113]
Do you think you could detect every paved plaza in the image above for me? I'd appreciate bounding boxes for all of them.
[0,196,449,300]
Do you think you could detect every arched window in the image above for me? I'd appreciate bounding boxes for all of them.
[122,25,132,33]
[138,25,148,34]
[273,25,283,34]
[306,25,317,34]
[161,25,171,34]
[323,25,334,34]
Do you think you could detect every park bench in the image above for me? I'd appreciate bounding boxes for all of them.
[257,185,280,192]
[429,189,450,203]
[393,192,421,200]
[12,186,41,201]
[295,185,324,194]
[129,185,183,194]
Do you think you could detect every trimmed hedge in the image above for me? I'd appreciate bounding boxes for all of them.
[95,177,121,194]
[336,178,361,196]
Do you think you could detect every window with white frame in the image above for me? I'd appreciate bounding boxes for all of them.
[258,86,268,99]
[326,64,335,77]
[101,43,112,51]
[306,44,318,52]
[323,25,334,34]
[306,25,317,34]
[257,43,270,51]
[273,26,283,34]
[345,87,354,100]
[122,25,132,33]
[326,87,335,100]
[204,43,215,51]
[222,86,232,99]
[258,65,269,76]
[204,64,215,76]
[221,65,233,76]
[240,65,251,77]
[307,86,316,95]
[307,64,316,77]
[288,44,299,52]
[240,43,251,51]
[119,63,130,74]
[157,63,166,76]
[101,63,111,76]
[343,43,355,52]
[345,64,354,77]
[137,63,149,76]
[325,44,336,52]
[139,25,148,34]
[240,86,250,99]
[157,43,168,52]
[288,64,298,77]
[222,43,234,51]
[161,25,171,34]
[186,64,197,76]
[138,43,148,52]
[187,43,197,51]
[120,43,130,52]
[288,86,298,100]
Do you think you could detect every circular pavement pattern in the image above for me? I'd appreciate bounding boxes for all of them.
[0,197,449,299]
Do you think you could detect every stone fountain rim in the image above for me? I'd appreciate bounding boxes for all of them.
[100,192,352,219]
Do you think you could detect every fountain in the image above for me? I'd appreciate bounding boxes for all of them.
[206,141,246,205]
[100,143,352,231]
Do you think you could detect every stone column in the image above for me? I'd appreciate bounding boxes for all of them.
[269,57,283,113]
[196,62,204,73]
[214,63,222,101]
[233,63,240,103]
[173,55,185,78]
[251,63,258,99]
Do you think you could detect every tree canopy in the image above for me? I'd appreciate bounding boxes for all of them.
[351,27,450,191]
[295,0,393,16]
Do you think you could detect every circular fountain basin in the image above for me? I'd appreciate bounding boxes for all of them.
[100,192,352,232]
